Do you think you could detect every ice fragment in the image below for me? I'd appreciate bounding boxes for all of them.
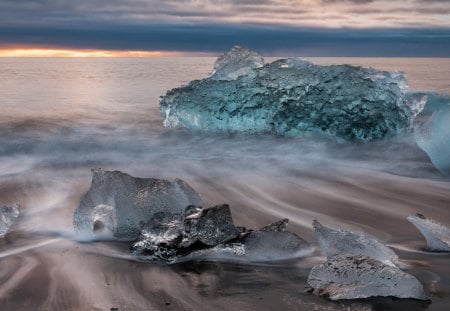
[313,220,399,267]
[414,93,450,175]
[307,254,429,301]
[0,204,20,237]
[408,213,450,252]
[73,169,202,240]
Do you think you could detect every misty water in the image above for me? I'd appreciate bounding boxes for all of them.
[0,57,449,310]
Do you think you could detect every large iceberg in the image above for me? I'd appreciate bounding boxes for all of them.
[160,46,424,141]
[313,220,399,267]
[414,93,450,175]
[0,204,20,237]
[407,213,450,251]
[307,254,429,301]
[73,169,202,240]
[131,206,312,263]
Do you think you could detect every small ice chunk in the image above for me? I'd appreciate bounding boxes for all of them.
[312,220,399,267]
[307,254,429,301]
[0,204,20,237]
[210,45,264,81]
[73,169,202,240]
[407,213,450,251]
[414,93,450,175]
[132,212,312,263]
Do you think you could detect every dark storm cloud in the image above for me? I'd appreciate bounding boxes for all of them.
[1,23,449,56]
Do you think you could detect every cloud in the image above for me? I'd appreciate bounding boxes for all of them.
[0,0,449,56]
[0,0,449,29]
[1,23,449,56]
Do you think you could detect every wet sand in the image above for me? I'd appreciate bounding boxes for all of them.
[1,142,449,311]
[1,57,449,310]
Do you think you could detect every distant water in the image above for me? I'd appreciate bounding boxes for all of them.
[0,57,449,311]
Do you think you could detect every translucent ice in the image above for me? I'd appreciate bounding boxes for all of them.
[407,213,450,251]
[210,45,264,81]
[414,93,450,175]
[178,231,313,263]
[160,46,424,141]
[91,204,118,238]
[313,220,399,267]
[73,169,202,240]
[239,230,312,261]
[0,204,20,237]
[307,254,429,301]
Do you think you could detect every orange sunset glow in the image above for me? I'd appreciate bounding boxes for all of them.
[0,48,188,57]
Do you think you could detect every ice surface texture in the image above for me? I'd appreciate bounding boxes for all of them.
[307,254,429,301]
[313,220,399,267]
[131,206,312,263]
[408,213,450,251]
[414,93,450,175]
[0,204,20,237]
[160,46,423,141]
[73,169,202,240]
[309,220,429,300]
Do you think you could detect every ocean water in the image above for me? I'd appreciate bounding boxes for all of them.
[0,57,449,311]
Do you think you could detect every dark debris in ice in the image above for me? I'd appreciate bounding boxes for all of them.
[131,205,311,263]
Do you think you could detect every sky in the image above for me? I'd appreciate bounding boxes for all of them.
[0,0,449,56]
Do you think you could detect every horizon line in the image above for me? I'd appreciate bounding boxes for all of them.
[1,48,450,58]
[0,48,217,58]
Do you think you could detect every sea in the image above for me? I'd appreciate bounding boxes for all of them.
[0,57,449,310]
